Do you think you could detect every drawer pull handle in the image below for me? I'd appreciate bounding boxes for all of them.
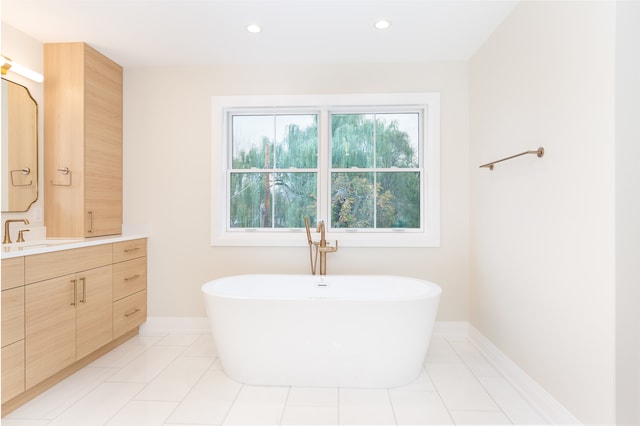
[88,211,94,233]
[124,274,141,281]
[124,247,140,253]
[71,279,77,306]
[80,277,86,303]
[124,308,141,317]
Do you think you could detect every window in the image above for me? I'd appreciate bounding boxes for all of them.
[211,93,440,247]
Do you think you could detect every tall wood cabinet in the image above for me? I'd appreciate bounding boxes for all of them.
[44,42,123,238]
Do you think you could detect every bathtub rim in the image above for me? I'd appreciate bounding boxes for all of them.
[201,273,442,302]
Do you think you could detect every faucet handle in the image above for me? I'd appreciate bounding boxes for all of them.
[17,229,30,243]
[320,240,339,253]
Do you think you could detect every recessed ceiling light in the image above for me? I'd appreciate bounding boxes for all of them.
[246,24,262,33]
[375,20,391,30]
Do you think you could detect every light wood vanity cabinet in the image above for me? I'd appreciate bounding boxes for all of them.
[1,238,147,415]
[1,258,26,404]
[112,239,148,338]
[44,42,123,238]
[24,245,114,387]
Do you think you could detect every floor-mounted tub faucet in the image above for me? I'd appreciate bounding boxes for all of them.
[304,218,338,275]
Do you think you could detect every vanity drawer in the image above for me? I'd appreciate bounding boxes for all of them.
[112,257,147,301]
[1,287,24,347]
[1,340,25,403]
[25,244,112,284]
[113,239,146,263]
[113,290,147,338]
[2,257,24,290]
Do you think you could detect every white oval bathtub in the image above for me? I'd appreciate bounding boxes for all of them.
[202,274,441,388]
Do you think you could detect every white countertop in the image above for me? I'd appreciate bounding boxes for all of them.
[1,234,148,259]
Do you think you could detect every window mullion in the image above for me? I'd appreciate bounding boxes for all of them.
[319,109,330,226]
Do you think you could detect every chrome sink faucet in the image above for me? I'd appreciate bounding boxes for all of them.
[3,219,30,244]
[304,218,338,275]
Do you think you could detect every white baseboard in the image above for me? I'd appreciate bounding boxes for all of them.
[467,325,582,425]
[141,317,579,425]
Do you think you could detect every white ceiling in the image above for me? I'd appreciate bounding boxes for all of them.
[2,0,518,68]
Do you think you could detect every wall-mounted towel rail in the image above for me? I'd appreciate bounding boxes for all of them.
[480,147,544,170]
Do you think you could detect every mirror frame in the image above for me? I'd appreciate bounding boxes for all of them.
[2,77,39,212]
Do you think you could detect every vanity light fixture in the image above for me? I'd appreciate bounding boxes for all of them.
[246,24,262,33]
[0,55,44,83]
[374,20,391,30]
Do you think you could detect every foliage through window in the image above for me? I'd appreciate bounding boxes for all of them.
[211,93,440,247]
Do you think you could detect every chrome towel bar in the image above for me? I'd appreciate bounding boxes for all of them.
[480,147,544,170]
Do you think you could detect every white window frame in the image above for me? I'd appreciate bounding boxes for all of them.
[211,93,440,247]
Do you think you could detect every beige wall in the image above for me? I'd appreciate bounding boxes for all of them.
[469,2,616,424]
[615,1,640,424]
[123,63,470,321]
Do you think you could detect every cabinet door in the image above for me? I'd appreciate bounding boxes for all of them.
[84,44,122,237]
[1,287,25,347]
[1,341,25,403]
[76,265,113,359]
[25,275,76,389]
[2,257,24,290]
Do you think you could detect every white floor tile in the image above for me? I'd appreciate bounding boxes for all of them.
[393,368,436,392]
[155,334,201,347]
[389,390,453,425]
[282,405,339,425]
[2,332,550,426]
[89,335,163,368]
[6,366,117,420]
[166,368,242,425]
[426,362,499,411]
[105,400,179,425]
[449,338,502,378]
[46,382,145,426]
[0,420,49,426]
[222,385,290,425]
[478,376,547,424]
[135,355,214,401]
[182,334,217,357]
[449,409,512,425]
[287,387,338,406]
[339,388,396,425]
[107,345,185,383]
[424,336,463,364]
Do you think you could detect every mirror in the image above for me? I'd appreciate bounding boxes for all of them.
[2,78,38,212]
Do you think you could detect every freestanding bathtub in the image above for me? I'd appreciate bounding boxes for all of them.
[202,274,441,388]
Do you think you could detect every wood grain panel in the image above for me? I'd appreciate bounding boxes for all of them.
[76,265,113,359]
[2,257,24,290]
[44,42,122,238]
[113,290,147,339]
[25,244,112,284]
[112,238,147,263]
[84,44,123,237]
[1,341,25,403]
[112,257,147,301]
[25,275,76,389]
[44,42,86,238]
[1,287,24,347]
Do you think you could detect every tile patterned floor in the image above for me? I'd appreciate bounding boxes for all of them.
[2,332,548,425]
